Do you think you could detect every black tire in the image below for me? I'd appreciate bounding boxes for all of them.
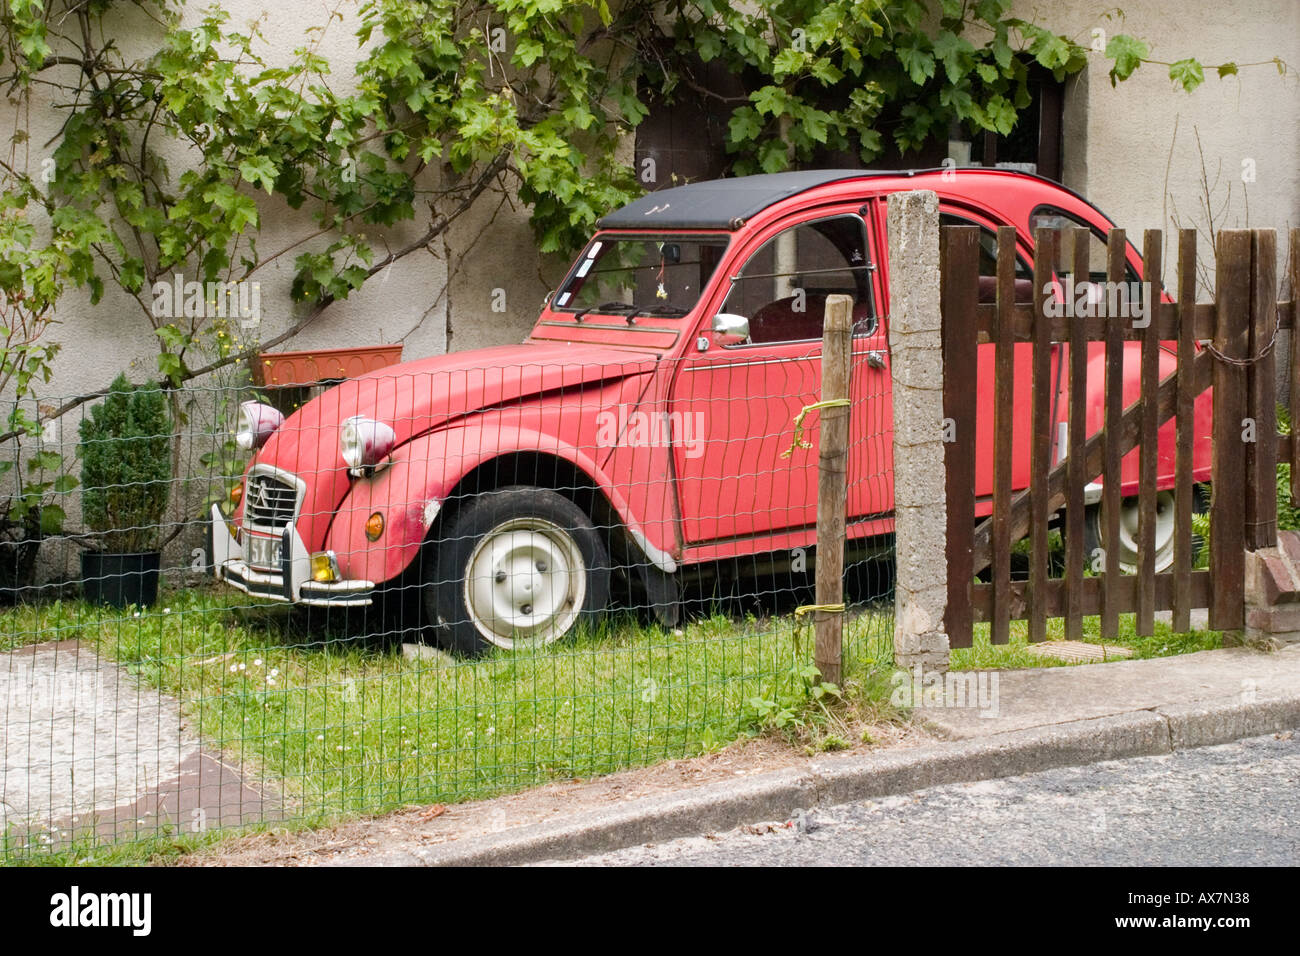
[426,486,610,656]
[1083,484,1209,575]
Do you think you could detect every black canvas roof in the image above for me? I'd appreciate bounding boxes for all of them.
[597,169,874,231]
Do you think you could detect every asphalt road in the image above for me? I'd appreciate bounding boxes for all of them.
[563,733,1300,866]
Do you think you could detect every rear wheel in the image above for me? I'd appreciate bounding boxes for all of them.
[1083,485,1208,575]
[427,486,610,655]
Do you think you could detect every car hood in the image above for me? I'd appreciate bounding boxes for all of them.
[254,341,659,477]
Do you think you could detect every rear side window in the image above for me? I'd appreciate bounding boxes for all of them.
[939,212,1031,303]
[1030,207,1111,283]
[1030,205,1145,306]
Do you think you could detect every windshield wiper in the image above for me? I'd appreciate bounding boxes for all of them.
[575,302,633,323]
[572,302,690,322]
[576,302,647,325]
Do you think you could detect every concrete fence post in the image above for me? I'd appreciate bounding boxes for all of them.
[887,190,950,673]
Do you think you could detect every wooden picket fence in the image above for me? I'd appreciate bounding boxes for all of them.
[941,225,1299,647]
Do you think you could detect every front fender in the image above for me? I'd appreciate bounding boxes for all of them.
[324,425,658,585]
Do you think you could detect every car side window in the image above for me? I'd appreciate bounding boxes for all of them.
[722,215,875,345]
[939,212,1032,303]
[1030,207,1112,283]
[1030,206,1146,308]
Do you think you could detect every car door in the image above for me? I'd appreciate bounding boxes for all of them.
[669,208,888,545]
[873,196,1044,506]
[944,207,1045,507]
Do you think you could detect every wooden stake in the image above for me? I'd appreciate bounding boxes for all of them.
[815,294,852,686]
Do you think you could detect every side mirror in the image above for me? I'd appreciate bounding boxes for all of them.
[711,312,750,346]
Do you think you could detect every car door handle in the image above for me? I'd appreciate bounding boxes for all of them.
[866,350,887,370]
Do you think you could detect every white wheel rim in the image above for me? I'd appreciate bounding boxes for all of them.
[1111,491,1177,574]
[463,516,586,648]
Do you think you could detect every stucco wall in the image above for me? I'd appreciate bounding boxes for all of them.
[0,2,456,432]
[15,1,1299,403]
[1014,0,1300,294]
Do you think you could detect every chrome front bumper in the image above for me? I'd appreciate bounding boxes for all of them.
[209,504,375,607]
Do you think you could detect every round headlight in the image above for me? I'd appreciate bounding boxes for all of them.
[236,401,285,451]
[340,416,396,470]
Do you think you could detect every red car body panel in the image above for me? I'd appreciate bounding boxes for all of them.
[222,169,1214,603]
[253,342,658,550]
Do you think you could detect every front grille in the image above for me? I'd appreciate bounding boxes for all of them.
[244,473,299,529]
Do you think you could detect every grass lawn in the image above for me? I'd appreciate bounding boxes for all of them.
[2,588,901,863]
[950,614,1222,669]
[1,579,1221,864]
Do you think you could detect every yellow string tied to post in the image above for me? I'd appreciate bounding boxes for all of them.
[779,398,851,459]
[794,603,845,617]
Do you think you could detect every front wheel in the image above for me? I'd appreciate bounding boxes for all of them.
[426,486,610,655]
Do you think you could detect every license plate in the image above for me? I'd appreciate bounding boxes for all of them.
[247,535,282,570]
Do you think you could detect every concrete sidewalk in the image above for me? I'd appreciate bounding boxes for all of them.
[914,643,1300,740]
[329,644,1300,867]
[1,641,276,846]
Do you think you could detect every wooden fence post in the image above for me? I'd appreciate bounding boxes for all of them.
[1210,230,1252,632]
[1246,229,1277,551]
[815,294,852,687]
[942,225,979,649]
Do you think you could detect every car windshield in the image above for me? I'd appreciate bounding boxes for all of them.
[552,234,729,317]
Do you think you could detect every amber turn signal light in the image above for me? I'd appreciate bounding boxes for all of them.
[229,483,243,506]
[365,512,385,541]
[310,551,341,583]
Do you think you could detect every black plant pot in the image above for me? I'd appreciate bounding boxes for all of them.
[0,516,41,604]
[81,550,161,609]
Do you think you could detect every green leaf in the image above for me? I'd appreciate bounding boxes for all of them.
[728,106,763,143]
[809,57,843,85]
[1169,58,1205,92]
[797,107,830,144]
[696,30,722,62]
[27,450,62,473]
[238,156,279,194]
[40,504,66,535]
[991,28,1013,71]
[933,31,974,84]
[898,43,936,86]
[157,351,187,386]
[751,85,788,117]
[757,138,789,174]
[984,95,1017,135]
[772,48,805,79]
[1105,34,1150,86]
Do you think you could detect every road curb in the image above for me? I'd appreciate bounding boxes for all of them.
[333,693,1300,867]
[1158,693,1300,749]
